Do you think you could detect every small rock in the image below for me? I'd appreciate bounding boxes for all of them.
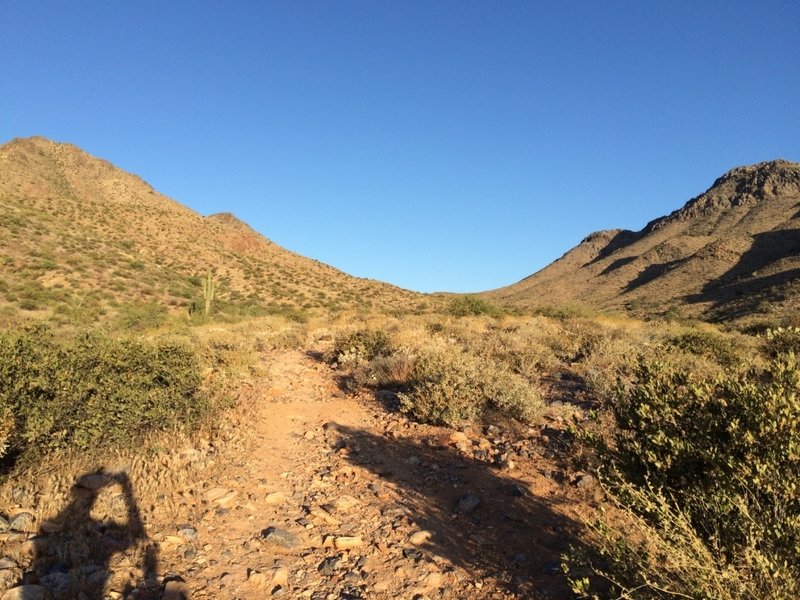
[308,506,340,525]
[0,586,52,600]
[76,473,109,491]
[260,527,301,550]
[270,566,289,587]
[215,491,239,507]
[455,494,481,514]
[265,492,285,505]
[0,557,17,570]
[162,580,190,600]
[334,536,363,550]
[332,495,360,511]
[38,522,60,534]
[9,513,35,533]
[0,516,9,532]
[205,487,230,502]
[408,530,433,546]
[39,572,72,596]
[248,571,269,589]
[318,557,341,576]
[177,525,198,540]
[576,474,597,490]
[402,548,422,562]
[421,571,442,589]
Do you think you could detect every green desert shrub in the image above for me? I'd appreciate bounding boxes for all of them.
[0,326,207,466]
[573,352,800,598]
[398,347,542,426]
[115,301,168,331]
[446,295,504,318]
[762,326,800,358]
[325,328,395,369]
[667,329,748,368]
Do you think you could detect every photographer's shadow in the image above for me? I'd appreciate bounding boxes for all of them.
[22,470,159,600]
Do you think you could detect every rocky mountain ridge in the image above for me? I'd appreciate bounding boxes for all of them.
[486,159,800,322]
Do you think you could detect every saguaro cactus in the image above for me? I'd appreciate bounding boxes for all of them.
[203,269,215,316]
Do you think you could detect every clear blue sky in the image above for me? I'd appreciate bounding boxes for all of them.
[2,2,798,293]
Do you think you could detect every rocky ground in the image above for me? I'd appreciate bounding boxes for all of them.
[0,349,599,600]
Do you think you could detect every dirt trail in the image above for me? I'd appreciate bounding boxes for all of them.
[1,349,593,600]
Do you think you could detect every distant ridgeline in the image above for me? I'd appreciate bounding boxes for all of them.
[485,159,800,324]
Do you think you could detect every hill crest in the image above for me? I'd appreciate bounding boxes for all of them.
[487,159,800,323]
[0,136,426,324]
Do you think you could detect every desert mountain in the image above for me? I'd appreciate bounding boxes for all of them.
[0,136,425,325]
[486,159,800,322]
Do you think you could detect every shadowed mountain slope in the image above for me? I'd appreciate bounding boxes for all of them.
[486,160,800,322]
[0,136,426,324]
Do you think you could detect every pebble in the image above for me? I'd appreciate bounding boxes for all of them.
[76,473,109,490]
[0,585,52,600]
[270,566,289,587]
[408,530,433,545]
[455,494,481,514]
[334,536,363,550]
[402,548,422,562]
[421,571,443,589]
[317,556,341,576]
[8,513,35,533]
[260,527,302,550]
[162,580,190,600]
[265,491,285,505]
[177,525,198,540]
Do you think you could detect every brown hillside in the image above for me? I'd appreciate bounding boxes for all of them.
[485,159,800,322]
[0,136,428,324]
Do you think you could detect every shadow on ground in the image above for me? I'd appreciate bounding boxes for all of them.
[16,470,161,599]
[332,423,580,598]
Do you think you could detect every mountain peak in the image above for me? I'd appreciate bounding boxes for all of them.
[487,158,800,323]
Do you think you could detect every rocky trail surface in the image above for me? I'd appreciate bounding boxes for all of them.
[1,349,596,600]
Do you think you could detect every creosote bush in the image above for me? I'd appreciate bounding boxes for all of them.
[446,295,504,318]
[325,328,395,369]
[0,325,208,466]
[572,348,800,598]
[398,348,542,426]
